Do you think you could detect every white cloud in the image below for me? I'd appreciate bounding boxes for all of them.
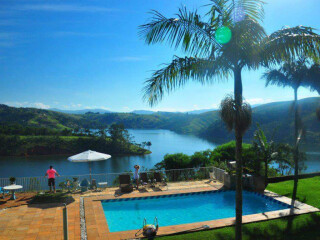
[211,103,220,109]
[245,98,273,105]
[71,103,82,108]
[4,101,50,109]
[122,106,130,112]
[152,107,180,112]
[33,102,51,109]
[84,106,110,110]
[14,4,116,13]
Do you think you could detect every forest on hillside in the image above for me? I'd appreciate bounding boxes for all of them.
[0,97,320,145]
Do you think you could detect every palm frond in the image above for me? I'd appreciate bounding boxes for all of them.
[206,0,265,25]
[262,26,320,66]
[254,123,267,148]
[205,0,233,27]
[220,95,252,134]
[305,63,320,94]
[143,56,231,106]
[139,7,219,57]
[230,0,265,23]
[222,18,266,69]
[262,69,291,88]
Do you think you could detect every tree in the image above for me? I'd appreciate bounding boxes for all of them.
[107,124,132,151]
[146,141,152,150]
[303,63,320,121]
[98,128,106,138]
[262,57,319,205]
[84,128,91,136]
[139,1,320,239]
[252,125,278,186]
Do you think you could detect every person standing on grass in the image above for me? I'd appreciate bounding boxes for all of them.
[45,166,60,193]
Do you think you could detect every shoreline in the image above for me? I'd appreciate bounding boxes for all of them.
[0,150,152,158]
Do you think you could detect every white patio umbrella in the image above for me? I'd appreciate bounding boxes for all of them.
[68,150,111,182]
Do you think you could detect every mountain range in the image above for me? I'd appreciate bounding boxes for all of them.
[1,97,320,144]
[49,108,217,115]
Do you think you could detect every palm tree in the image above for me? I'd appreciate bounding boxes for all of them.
[262,57,319,205]
[304,63,320,120]
[139,1,320,239]
[252,124,278,187]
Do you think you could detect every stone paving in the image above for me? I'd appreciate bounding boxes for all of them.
[0,192,36,210]
[0,179,318,240]
[0,196,81,240]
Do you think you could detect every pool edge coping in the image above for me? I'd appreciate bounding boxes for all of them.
[83,187,319,240]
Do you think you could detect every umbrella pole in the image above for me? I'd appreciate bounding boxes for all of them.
[89,163,92,185]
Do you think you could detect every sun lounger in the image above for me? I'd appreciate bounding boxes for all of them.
[153,172,167,188]
[139,172,152,188]
[119,174,133,193]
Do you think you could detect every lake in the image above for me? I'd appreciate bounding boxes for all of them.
[0,129,216,178]
[0,129,319,178]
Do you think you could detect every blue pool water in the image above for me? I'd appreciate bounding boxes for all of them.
[101,190,291,232]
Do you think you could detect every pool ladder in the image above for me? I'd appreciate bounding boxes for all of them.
[143,217,158,228]
[135,217,159,238]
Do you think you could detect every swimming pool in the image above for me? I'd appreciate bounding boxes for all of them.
[101,190,292,232]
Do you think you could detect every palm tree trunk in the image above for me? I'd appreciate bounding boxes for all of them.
[287,87,300,233]
[292,87,299,203]
[234,67,243,240]
[264,158,268,187]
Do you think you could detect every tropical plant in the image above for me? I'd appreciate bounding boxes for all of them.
[252,125,278,186]
[9,176,16,184]
[274,143,307,176]
[139,1,320,238]
[262,57,319,203]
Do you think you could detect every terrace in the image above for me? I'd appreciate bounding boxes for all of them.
[0,167,319,240]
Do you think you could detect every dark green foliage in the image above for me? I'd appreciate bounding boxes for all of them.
[108,123,132,152]
[155,140,295,177]
[1,97,320,145]
[9,177,16,184]
[31,192,74,204]
[203,97,320,145]
[0,134,149,157]
[190,151,211,167]
[156,153,192,170]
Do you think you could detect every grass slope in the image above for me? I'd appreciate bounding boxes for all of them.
[158,177,320,240]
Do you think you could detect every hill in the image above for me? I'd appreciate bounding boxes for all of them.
[1,97,320,144]
[49,108,112,114]
[199,97,320,144]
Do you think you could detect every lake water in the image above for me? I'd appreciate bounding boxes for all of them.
[0,129,216,178]
[0,129,319,178]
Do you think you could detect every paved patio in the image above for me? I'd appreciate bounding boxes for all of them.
[0,179,318,240]
[0,198,80,240]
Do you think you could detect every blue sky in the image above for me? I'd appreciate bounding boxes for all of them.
[0,0,319,112]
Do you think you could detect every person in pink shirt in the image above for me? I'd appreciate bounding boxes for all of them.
[45,166,60,193]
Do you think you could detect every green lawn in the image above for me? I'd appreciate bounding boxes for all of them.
[158,177,320,240]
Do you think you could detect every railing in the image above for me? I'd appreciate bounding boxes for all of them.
[0,166,226,192]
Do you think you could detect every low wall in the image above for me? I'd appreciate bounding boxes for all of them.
[268,172,320,183]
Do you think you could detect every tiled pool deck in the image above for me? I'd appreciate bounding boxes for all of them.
[84,186,319,240]
[0,180,318,240]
